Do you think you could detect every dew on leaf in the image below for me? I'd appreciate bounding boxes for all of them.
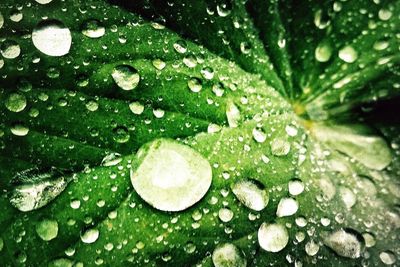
[216,2,232,17]
[212,243,246,267]
[81,19,105,38]
[362,232,375,248]
[226,101,241,128]
[288,179,304,196]
[36,219,58,241]
[218,207,234,222]
[101,152,122,166]
[188,77,202,93]
[130,139,212,212]
[378,9,392,21]
[339,186,356,209]
[35,0,53,4]
[315,41,332,62]
[5,93,26,112]
[48,258,73,267]
[129,101,145,115]
[380,251,396,265]
[0,12,3,29]
[231,179,269,211]
[1,40,21,59]
[338,45,358,63]
[9,168,70,212]
[70,199,81,209]
[252,128,267,143]
[173,40,187,54]
[112,126,130,143]
[276,197,298,217]
[80,228,99,244]
[32,19,72,57]
[305,240,319,256]
[201,66,214,80]
[152,59,166,70]
[270,138,291,156]
[111,65,140,90]
[258,223,289,252]
[323,229,363,259]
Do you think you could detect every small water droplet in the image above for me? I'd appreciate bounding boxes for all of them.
[288,179,304,196]
[270,138,290,156]
[81,228,99,244]
[11,123,29,136]
[252,128,267,143]
[378,9,392,21]
[380,251,396,265]
[315,41,332,62]
[1,40,21,59]
[339,186,356,209]
[130,139,212,212]
[232,179,269,211]
[188,77,202,93]
[113,126,130,143]
[218,208,234,222]
[173,40,187,54]
[36,219,58,241]
[226,101,240,128]
[112,65,140,90]
[338,46,358,63]
[48,258,73,267]
[70,199,81,209]
[129,101,144,115]
[212,243,246,267]
[32,19,72,57]
[152,59,166,70]
[81,20,105,38]
[276,197,298,217]
[305,240,320,256]
[258,223,289,252]
[101,153,122,166]
[35,0,53,4]
[5,93,26,113]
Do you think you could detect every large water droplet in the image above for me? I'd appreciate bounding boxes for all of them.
[1,40,21,59]
[218,208,234,222]
[129,101,145,115]
[276,197,298,217]
[187,77,202,93]
[9,168,70,212]
[212,243,246,267]
[305,240,320,256]
[111,65,140,90]
[81,20,105,38]
[5,93,26,113]
[315,41,332,62]
[231,179,269,211]
[35,0,53,4]
[36,219,58,241]
[324,229,363,258]
[339,186,356,209]
[380,251,396,265]
[288,179,304,196]
[130,139,212,212]
[270,138,290,156]
[101,153,122,167]
[252,128,267,143]
[258,223,289,252]
[80,228,99,244]
[32,19,72,57]
[338,46,358,63]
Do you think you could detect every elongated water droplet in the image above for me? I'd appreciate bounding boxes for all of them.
[5,93,26,113]
[252,128,266,143]
[338,46,358,63]
[380,251,396,265]
[173,40,187,54]
[101,153,122,166]
[81,228,99,244]
[258,223,289,252]
[324,229,363,259]
[232,179,269,211]
[130,139,212,212]
[212,243,246,267]
[32,20,72,57]
[270,138,290,156]
[36,219,58,241]
[226,101,240,128]
[9,168,70,212]
[112,65,140,90]
[276,197,298,217]
[81,20,105,38]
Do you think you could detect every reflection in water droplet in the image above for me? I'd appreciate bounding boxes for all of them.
[276,197,298,217]
[338,46,358,63]
[324,229,363,258]
[130,139,212,212]
[258,223,289,252]
[9,168,70,212]
[113,126,130,143]
[270,138,290,156]
[32,19,72,57]
[81,228,99,244]
[112,65,140,90]
[81,20,105,38]
[5,93,27,113]
[232,179,269,211]
[212,243,246,267]
[1,40,21,59]
[36,219,58,241]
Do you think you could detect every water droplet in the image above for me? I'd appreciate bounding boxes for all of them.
[111,65,140,90]
[0,237,3,252]
[314,9,330,29]
[240,42,251,54]
[258,223,289,252]
[276,197,298,217]
[48,258,73,267]
[11,123,29,136]
[81,20,105,38]
[315,41,332,62]
[380,251,396,265]
[373,39,389,51]
[85,100,98,111]
[5,93,26,113]
[32,19,72,57]
[226,101,240,128]
[36,219,58,241]
[173,40,187,54]
[101,153,122,166]
[378,9,392,21]
[252,128,267,143]
[184,242,196,254]
[285,124,298,137]
[10,10,23,22]
[70,199,81,209]
[362,232,375,248]
[80,228,99,244]
[113,126,130,143]
[305,240,320,256]
[152,59,166,70]
[212,243,246,267]
[270,138,290,156]
[130,139,212,212]
[338,46,358,63]
[188,77,202,93]
[324,229,363,258]
[9,168,70,212]
[35,0,53,4]
[232,179,269,211]
[217,2,232,17]
[339,186,356,209]
[201,67,214,80]
[129,101,144,115]
[183,54,197,68]
[1,40,21,59]
[218,208,234,222]
[288,179,304,196]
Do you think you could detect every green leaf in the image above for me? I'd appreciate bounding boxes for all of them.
[0,0,399,266]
